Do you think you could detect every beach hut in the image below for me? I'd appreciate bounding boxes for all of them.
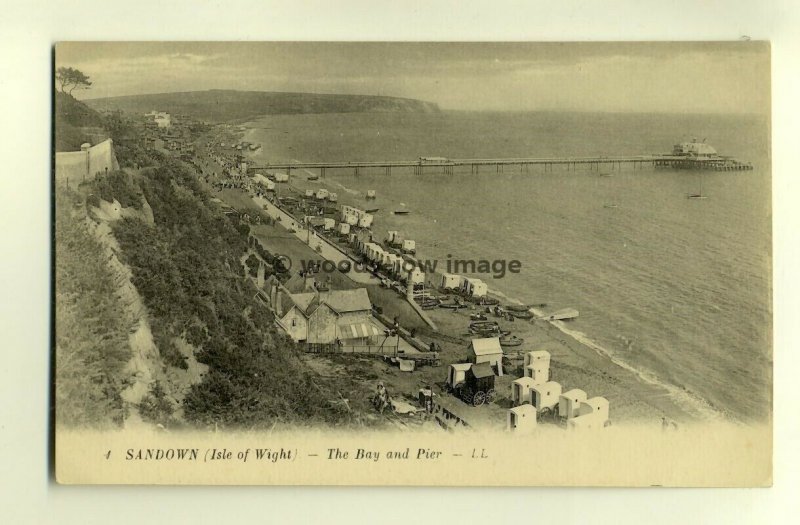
[468,337,504,376]
[328,192,338,203]
[274,172,289,182]
[524,350,551,369]
[322,218,335,231]
[337,222,350,235]
[507,405,537,434]
[439,272,463,291]
[511,377,537,406]
[558,389,587,420]
[315,189,329,200]
[358,213,374,228]
[366,189,376,199]
[578,397,610,423]
[531,381,562,412]
[463,277,488,298]
[567,398,610,430]
[386,230,400,246]
[402,239,416,254]
[524,363,550,384]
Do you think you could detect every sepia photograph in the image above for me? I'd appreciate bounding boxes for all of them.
[52,41,772,486]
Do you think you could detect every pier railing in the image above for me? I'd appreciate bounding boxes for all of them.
[249,154,752,176]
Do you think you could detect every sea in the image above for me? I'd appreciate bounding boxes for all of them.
[244,110,772,422]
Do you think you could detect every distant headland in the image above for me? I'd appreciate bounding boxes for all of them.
[83,89,441,122]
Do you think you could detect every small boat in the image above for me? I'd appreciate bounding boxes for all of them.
[505,304,534,312]
[474,296,500,306]
[439,301,465,310]
[499,335,524,347]
[307,175,319,181]
[393,210,410,215]
[365,208,380,213]
[469,321,500,331]
[470,313,488,321]
[508,310,534,320]
[687,171,709,200]
[538,308,579,321]
[603,203,619,209]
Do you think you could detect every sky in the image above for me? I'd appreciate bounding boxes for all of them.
[56,42,770,114]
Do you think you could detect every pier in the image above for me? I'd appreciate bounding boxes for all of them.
[249,154,753,177]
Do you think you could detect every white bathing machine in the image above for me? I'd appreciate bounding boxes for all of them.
[439,272,464,291]
[558,389,587,420]
[566,397,610,429]
[358,213,374,228]
[524,350,551,369]
[530,381,562,413]
[511,376,537,406]
[336,222,350,235]
[507,405,537,434]
[462,277,488,298]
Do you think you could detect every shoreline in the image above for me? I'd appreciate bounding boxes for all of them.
[233,123,729,424]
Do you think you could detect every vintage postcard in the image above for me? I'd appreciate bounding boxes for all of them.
[53,41,772,486]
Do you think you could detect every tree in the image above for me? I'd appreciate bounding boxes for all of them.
[56,66,92,94]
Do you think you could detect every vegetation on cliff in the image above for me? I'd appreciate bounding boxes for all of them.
[55,189,131,427]
[85,89,440,122]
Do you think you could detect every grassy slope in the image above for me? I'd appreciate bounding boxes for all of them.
[54,91,107,152]
[55,95,356,429]
[55,188,132,427]
[84,89,440,122]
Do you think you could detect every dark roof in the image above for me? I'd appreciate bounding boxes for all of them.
[470,363,495,379]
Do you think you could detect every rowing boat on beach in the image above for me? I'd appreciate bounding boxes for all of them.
[499,335,524,347]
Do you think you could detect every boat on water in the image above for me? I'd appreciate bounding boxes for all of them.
[538,308,580,321]
[394,210,410,215]
[307,175,319,181]
[365,208,380,213]
[603,203,619,208]
[499,335,524,347]
[687,169,709,199]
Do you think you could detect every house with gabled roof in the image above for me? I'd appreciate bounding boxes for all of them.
[271,282,377,345]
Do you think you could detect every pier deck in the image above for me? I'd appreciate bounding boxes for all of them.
[248,155,752,176]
